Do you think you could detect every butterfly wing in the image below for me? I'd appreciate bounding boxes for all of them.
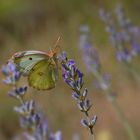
[28,59,58,90]
[13,51,48,75]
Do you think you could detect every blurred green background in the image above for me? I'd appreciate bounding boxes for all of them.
[0,0,140,140]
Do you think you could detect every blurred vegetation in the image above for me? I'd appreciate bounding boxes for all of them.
[0,0,140,140]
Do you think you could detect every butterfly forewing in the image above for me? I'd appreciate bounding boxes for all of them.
[28,59,58,90]
[14,53,48,74]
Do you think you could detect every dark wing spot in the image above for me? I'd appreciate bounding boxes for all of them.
[29,57,32,60]
[38,72,44,76]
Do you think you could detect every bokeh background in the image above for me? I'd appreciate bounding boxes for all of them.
[0,0,140,140]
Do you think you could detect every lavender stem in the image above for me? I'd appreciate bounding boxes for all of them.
[109,94,138,140]
[97,70,138,140]
[124,61,140,83]
[100,84,138,140]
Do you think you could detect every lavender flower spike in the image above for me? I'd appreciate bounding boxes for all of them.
[60,52,97,136]
[2,58,63,140]
[2,60,21,85]
[79,24,110,91]
[79,25,101,72]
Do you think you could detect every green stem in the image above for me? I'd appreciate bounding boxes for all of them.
[124,61,140,83]
[93,70,137,140]
[18,96,25,105]
[85,111,95,140]
[104,86,138,140]
[108,96,137,140]
[91,133,95,140]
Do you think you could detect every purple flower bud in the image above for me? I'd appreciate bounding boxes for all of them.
[14,72,21,81]
[1,61,16,76]
[37,120,49,137]
[1,65,11,76]
[50,131,62,140]
[7,61,17,72]
[31,113,41,125]
[77,100,91,113]
[72,92,80,101]
[61,63,68,70]
[23,132,36,140]
[116,50,132,62]
[91,116,97,125]
[3,77,13,84]
[20,113,40,129]
[14,100,35,115]
[131,42,140,56]
[82,89,88,99]
[77,69,83,79]
[58,51,67,61]
[64,79,76,89]
[67,59,75,67]
[81,119,89,128]
[76,77,83,90]
[63,71,71,79]
[85,99,91,109]
[20,116,32,129]
[2,61,21,85]
[8,86,27,99]
[71,65,76,77]
[77,102,84,111]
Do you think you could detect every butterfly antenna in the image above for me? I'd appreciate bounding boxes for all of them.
[49,46,52,52]
[54,36,62,53]
[54,36,61,48]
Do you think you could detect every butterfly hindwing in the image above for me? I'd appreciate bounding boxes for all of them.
[28,59,58,90]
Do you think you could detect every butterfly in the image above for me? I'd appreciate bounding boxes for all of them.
[11,38,61,90]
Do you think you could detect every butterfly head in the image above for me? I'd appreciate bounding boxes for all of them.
[46,37,61,58]
[46,48,58,58]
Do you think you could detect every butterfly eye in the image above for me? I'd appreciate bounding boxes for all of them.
[29,57,32,60]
